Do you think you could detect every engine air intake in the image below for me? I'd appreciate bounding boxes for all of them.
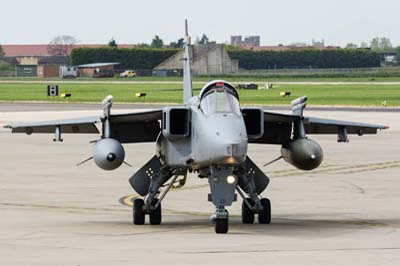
[162,107,191,140]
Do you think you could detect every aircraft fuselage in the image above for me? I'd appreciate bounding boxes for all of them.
[189,104,248,168]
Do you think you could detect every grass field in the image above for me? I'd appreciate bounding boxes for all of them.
[3,76,400,82]
[0,79,399,106]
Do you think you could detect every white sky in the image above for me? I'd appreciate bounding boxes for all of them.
[1,0,399,47]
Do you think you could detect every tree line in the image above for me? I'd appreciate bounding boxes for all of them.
[70,47,179,69]
[227,48,381,69]
[51,35,400,70]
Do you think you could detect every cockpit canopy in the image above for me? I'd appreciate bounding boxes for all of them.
[199,81,240,116]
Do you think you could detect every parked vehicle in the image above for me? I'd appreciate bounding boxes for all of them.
[120,70,136,78]
[94,69,114,78]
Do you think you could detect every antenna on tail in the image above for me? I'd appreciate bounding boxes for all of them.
[185,20,189,38]
[183,19,193,104]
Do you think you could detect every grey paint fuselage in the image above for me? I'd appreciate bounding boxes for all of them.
[161,91,248,170]
[189,97,247,169]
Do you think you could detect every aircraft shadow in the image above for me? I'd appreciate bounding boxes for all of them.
[90,217,400,237]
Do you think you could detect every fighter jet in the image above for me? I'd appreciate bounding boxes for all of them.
[5,21,388,234]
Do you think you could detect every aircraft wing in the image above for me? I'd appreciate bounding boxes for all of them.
[5,109,162,143]
[251,111,388,144]
[108,110,162,143]
[5,116,101,134]
[303,116,387,135]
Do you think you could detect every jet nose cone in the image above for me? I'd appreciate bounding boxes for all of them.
[106,153,116,162]
[215,142,247,165]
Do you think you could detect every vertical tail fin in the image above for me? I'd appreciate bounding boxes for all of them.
[183,19,193,104]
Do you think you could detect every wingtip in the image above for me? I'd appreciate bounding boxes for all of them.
[102,95,113,105]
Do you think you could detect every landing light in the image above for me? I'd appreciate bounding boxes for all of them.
[226,175,236,184]
[226,156,237,164]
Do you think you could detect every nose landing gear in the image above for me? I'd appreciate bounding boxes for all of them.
[215,217,229,234]
[207,166,237,234]
[211,206,229,234]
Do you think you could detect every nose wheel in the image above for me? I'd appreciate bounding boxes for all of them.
[215,217,229,234]
[213,207,229,234]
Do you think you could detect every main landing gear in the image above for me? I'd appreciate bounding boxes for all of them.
[241,197,271,224]
[132,166,180,226]
[131,162,271,233]
[133,198,162,225]
[237,176,271,225]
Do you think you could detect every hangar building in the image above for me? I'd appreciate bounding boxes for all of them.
[154,44,238,76]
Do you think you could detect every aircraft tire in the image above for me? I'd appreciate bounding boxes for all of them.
[133,198,145,225]
[215,218,229,234]
[149,199,162,225]
[258,198,271,224]
[242,198,255,224]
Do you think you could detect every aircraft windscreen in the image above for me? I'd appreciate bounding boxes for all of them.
[200,88,240,116]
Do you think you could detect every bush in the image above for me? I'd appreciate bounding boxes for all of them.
[0,61,13,71]
[71,47,180,69]
[396,47,400,65]
[227,48,381,69]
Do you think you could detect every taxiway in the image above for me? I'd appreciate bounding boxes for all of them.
[0,104,399,265]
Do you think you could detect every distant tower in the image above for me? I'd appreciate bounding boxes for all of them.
[243,36,260,47]
[231,35,260,47]
[231,36,243,46]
